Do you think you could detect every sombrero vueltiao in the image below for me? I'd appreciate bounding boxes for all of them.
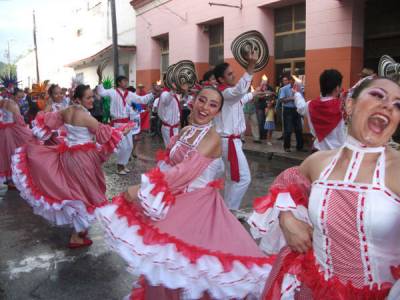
[378,55,400,78]
[164,63,176,90]
[172,60,197,91]
[231,30,269,73]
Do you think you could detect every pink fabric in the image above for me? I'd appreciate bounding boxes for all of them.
[22,143,107,210]
[16,124,123,211]
[327,190,365,287]
[163,149,212,192]
[149,141,266,256]
[43,111,64,130]
[253,166,311,214]
[35,111,65,145]
[146,140,266,257]
[0,114,33,178]
[152,184,264,257]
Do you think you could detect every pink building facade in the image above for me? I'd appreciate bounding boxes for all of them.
[130,0,400,99]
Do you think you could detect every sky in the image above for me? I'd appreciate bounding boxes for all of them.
[0,0,82,63]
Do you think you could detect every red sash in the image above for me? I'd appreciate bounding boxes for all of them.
[162,121,179,137]
[223,135,241,182]
[308,97,343,142]
[110,118,129,127]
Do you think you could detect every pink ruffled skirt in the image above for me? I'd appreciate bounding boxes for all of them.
[12,142,109,232]
[96,187,275,299]
[0,122,33,182]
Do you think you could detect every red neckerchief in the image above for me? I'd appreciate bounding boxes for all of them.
[308,97,343,142]
[116,88,129,106]
[218,84,229,92]
[137,90,146,96]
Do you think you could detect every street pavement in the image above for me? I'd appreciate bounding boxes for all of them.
[0,134,295,300]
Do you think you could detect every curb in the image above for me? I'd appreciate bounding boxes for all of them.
[243,148,305,164]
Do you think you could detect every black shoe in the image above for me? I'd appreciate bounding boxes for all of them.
[277,136,283,141]
[253,140,262,144]
[284,148,291,152]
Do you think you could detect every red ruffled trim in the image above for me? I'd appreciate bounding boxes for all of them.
[253,184,308,214]
[99,126,125,155]
[146,168,175,206]
[33,113,48,130]
[298,251,392,300]
[112,194,276,273]
[0,122,15,129]
[130,276,146,300]
[14,146,96,212]
[207,178,224,190]
[391,265,400,280]
[155,148,170,163]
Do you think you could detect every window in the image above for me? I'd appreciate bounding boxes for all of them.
[76,72,84,83]
[209,23,224,66]
[77,28,83,37]
[274,3,305,81]
[118,64,129,77]
[159,37,169,77]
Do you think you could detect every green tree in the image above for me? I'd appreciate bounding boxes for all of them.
[0,61,17,77]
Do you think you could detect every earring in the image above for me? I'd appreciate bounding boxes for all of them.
[346,113,352,125]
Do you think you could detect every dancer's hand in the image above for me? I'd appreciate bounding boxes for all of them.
[124,185,139,202]
[279,211,313,253]
[122,124,134,135]
[246,50,259,75]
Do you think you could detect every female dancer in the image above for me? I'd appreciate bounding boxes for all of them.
[12,84,133,248]
[248,76,400,299]
[0,92,33,186]
[96,86,274,299]
[32,84,68,144]
[46,84,68,112]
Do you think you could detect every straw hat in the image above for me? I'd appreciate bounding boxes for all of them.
[231,30,269,72]
[172,60,197,91]
[378,55,400,78]
[164,63,176,90]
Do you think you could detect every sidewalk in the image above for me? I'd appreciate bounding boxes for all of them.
[243,131,310,164]
[135,131,311,163]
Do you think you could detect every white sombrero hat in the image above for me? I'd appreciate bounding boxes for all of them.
[172,60,197,91]
[231,30,269,73]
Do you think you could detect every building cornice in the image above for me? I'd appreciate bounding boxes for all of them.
[130,0,172,16]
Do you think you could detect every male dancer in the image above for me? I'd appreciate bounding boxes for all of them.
[214,52,265,211]
[158,81,188,147]
[97,74,154,175]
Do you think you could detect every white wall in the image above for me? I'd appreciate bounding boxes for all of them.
[73,52,136,87]
[16,0,136,88]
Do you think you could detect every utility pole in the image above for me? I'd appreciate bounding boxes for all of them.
[33,10,40,83]
[110,0,119,80]
[7,40,11,77]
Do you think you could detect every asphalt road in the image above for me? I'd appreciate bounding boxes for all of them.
[0,135,294,300]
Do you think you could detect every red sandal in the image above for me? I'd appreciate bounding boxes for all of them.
[68,238,93,249]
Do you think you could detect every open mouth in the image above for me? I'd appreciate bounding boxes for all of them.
[198,111,208,118]
[367,113,389,134]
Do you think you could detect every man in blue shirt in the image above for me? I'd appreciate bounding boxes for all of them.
[277,75,304,152]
